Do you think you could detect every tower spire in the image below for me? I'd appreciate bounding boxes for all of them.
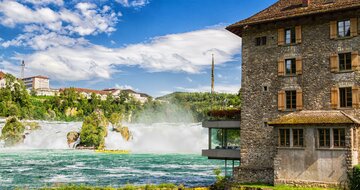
[21,60,25,79]
[211,54,215,94]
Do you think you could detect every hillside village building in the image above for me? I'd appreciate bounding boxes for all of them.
[22,75,58,96]
[219,0,360,186]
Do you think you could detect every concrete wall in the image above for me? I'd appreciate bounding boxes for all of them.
[236,9,360,184]
[34,78,50,90]
[0,78,5,88]
[274,126,354,185]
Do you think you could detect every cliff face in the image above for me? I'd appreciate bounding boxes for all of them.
[1,117,25,147]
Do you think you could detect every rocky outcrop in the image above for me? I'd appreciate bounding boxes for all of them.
[0,117,25,147]
[67,131,80,147]
[114,126,132,141]
[23,122,41,131]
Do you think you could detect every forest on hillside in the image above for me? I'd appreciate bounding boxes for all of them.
[0,73,241,122]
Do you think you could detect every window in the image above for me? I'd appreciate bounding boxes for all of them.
[278,128,305,148]
[318,128,331,148]
[286,90,297,110]
[339,87,352,108]
[333,128,346,147]
[293,129,304,147]
[285,28,296,44]
[285,59,296,76]
[279,129,290,147]
[339,53,352,71]
[338,20,351,38]
[255,36,267,46]
[263,86,268,92]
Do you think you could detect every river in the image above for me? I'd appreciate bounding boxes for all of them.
[0,120,223,189]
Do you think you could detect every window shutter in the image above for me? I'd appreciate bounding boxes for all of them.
[353,86,359,108]
[352,51,360,71]
[278,28,285,46]
[296,89,303,111]
[330,21,337,39]
[296,57,303,75]
[278,58,285,76]
[351,18,358,37]
[278,91,285,111]
[331,87,338,109]
[296,26,302,44]
[330,53,339,72]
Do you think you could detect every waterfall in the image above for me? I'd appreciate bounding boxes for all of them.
[0,120,208,154]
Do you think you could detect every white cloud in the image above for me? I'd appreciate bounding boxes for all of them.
[186,77,193,83]
[0,1,120,36]
[3,28,241,81]
[115,84,139,91]
[21,0,64,6]
[176,84,240,94]
[116,0,149,7]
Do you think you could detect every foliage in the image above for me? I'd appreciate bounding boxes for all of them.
[156,92,241,122]
[207,109,241,120]
[37,183,200,190]
[0,73,240,123]
[80,111,109,149]
[210,168,228,190]
[0,117,25,147]
[348,165,360,190]
[109,112,124,128]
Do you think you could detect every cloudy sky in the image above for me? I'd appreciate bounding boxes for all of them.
[0,0,276,97]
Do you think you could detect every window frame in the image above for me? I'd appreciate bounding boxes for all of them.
[285,28,296,44]
[337,20,351,38]
[285,90,297,110]
[338,52,352,71]
[285,58,296,76]
[255,36,267,46]
[293,128,304,147]
[339,87,352,108]
[318,128,331,148]
[317,128,347,149]
[278,128,305,148]
[278,128,291,147]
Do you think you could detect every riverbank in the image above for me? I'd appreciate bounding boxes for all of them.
[29,184,337,190]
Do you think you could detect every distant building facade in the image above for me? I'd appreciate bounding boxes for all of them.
[22,75,58,96]
[103,88,152,103]
[225,0,360,187]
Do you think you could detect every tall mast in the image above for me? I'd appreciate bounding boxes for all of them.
[21,60,25,79]
[211,54,215,94]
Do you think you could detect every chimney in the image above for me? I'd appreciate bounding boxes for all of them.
[302,0,311,7]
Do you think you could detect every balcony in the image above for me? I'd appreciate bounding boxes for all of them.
[202,120,240,160]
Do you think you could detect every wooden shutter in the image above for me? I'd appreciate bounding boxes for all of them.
[351,18,358,37]
[296,89,303,111]
[331,87,338,109]
[353,86,359,108]
[278,58,285,76]
[330,53,339,72]
[278,91,285,111]
[296,57,303,75]
[352,51,360,71]
[330,21,337,39]
[296,26,302,44]
[278,28,285,46]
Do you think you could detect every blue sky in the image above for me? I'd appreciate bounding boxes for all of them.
[0,0,276,97]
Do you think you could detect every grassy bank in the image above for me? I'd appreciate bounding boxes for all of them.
[17,184,337,190]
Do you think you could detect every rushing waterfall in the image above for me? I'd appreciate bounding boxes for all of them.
[0,120,208,154]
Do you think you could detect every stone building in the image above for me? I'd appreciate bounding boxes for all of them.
[226,0,360,186]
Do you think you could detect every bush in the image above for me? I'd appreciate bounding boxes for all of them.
[1,117,25,147]
[80,111,108,149]
[349,165,360,190]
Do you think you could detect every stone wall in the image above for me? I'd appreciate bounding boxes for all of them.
[233,166,274,184]
[236,8,360,184]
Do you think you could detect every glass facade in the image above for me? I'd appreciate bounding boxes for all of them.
[210,128,240,150]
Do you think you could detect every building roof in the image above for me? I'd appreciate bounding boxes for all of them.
[23,75,49,80]
[61,88,110,95]
[226,0,360,36]
[268,110,360,125]
[0,71,5,79]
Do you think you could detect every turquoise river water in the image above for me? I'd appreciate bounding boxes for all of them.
[0,150,223,189]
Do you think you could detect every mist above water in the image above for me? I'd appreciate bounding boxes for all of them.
[0,119,208,154]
